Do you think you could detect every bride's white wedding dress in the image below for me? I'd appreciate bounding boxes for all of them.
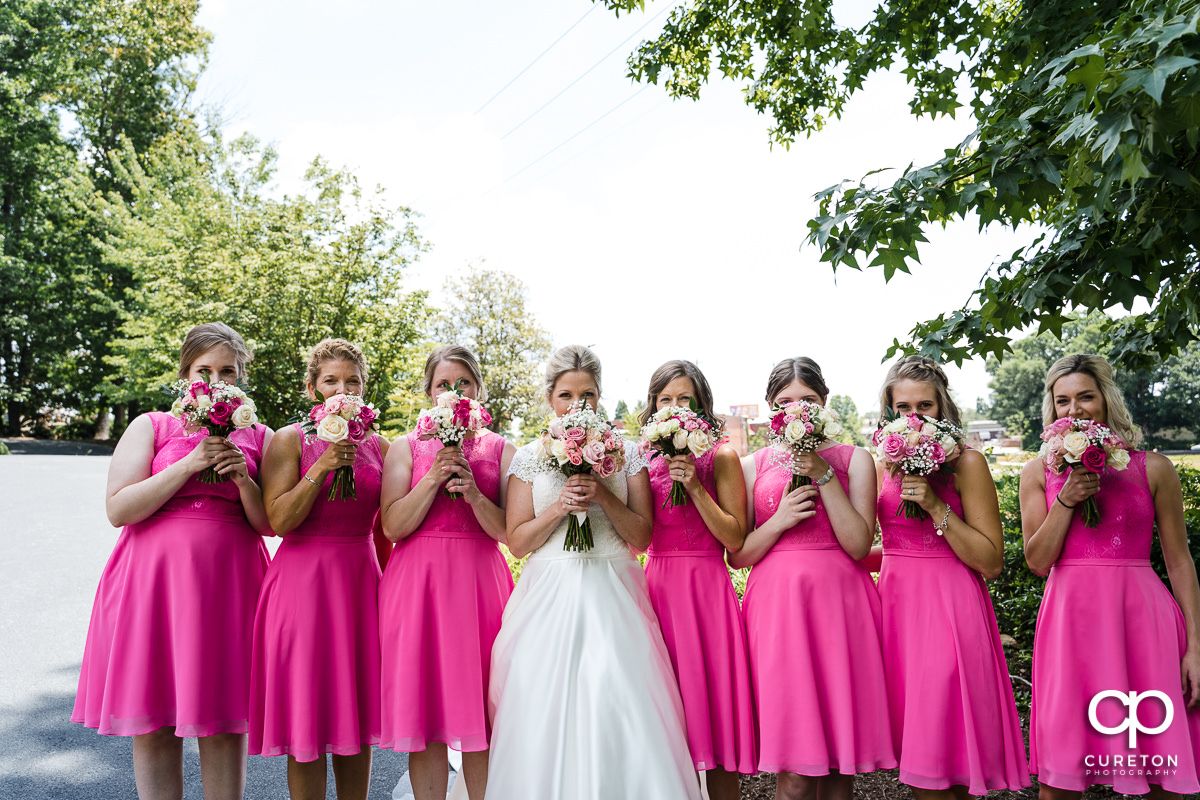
[485,442,703,800]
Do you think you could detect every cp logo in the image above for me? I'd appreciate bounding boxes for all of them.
[1088,690,1174,748]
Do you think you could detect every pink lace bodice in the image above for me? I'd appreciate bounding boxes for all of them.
[407,431,505,539]
[1044,450,1152,561]
[878,467,964,554]
[753,443,855,549]
[149,411,266,518]
[292,423,383,538]
[647,445,725,554]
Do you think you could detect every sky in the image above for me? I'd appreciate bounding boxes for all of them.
[193,0,1036,421]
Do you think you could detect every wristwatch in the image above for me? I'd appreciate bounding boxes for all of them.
[814,466,835,486]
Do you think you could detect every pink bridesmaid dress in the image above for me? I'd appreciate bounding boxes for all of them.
[877,468,1029,793]
[379,431,513,753]
[645,446,757,775]
[1031,451,1200,794]
[248,427,383,761]
[744,444,895,776]
[73,412,270,736]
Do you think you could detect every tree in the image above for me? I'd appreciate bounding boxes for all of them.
[102,130,431,429]
[621,400,646,438]
[828,394,867,446]
[432,266,553,437]
[602,0,1200,370]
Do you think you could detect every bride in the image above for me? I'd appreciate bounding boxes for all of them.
[485,345,703,800]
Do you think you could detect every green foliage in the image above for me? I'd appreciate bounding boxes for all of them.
[602,0,1200,370]
[1150,464,1200,585]
[432,266,553,437]
[102,131,431,430]
[988,313,1200,449]
[621,399,646,438]
[0,441,9,455]
[828,394,867,446]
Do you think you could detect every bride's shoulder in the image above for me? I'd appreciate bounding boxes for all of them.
[508,440,551,483]
[621,438,649,476]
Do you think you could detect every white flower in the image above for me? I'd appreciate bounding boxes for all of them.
[672,429,689,450]
[663,418,681,433]
[1109,447,1131,470]
[654,407,673,422]
[435,390,458,409]
[688,429,712,456]
[196,395,213,413]
[825,421,843,438]
[316,413,349,443]
[785,419,806,442]
[170,398,185,418]
[550,438,568,463]
[1062,431,1089,458]
[231,405,257,428]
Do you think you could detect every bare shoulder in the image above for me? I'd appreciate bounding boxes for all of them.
[267,424,303,454]
[714,444,741,468]
[1020,456,1046,485]
[1145,451,1180,485]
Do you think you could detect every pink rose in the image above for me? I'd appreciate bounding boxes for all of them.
[800,410,810,422]
[415,414,438,437]
[683,418,699,431]
[771,415,786,434]
[191,381,210,396]
[582,440,606,465]
[359,406,377,426]
[347,418,367,443]
[324,396,345,415]
[480,408,493,426]
[548,418,565,438]
[229,396,244,409]
[1048,434,1064,453]
[309,405,328,423]
[209,401,233,426]
[903,443,918,457]
[566,426,586,442]
[598,455,618,477]
[882,433,906,460]
[586,428,603,444]
[1081,445,1107,473]
[907,414,923,431]
[804,421,815,434]
[567,448,584,466]
[1047,418,1074,436]
[929,442,946,464]
[872,429,884,446]
[453,405,471,428]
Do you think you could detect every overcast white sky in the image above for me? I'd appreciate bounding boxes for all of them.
[194,0,1036,420]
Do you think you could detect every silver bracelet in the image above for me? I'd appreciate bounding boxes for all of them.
[814,466,835,486]
[302,474,321,487]
[933,504,952,535]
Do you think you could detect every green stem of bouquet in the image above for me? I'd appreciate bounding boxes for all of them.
[563,514,594,552]
[1080,496,1100,528]
[896,498,928,521]
[198,466,231,484]
[328,465,357,501]
[788,472,812,492]
[663,479,688,509]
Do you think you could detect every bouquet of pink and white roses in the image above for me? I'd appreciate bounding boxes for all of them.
[414,380,494,499]
[639,401,721,509]
[540,402,626,552]
[873,411,966,520]
[300,394,379,500]
[168,370,259,484]
[1038,417,1130,528]
[767,400,844,492]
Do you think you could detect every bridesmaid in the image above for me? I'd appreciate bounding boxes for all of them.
[250,338,385,800]
[641,360,756,799]
[732,356,894,800]
[73,322,272,800]
[875,355,1029,798]
[378,345,515,800]
[1021,353,1200,798]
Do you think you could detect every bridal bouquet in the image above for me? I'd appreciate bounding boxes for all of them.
[767,400,844,492]
[540,402,626,551]
[414,380,493,498]
[168,370,259,484]
[1038,417,1130,528]
[300,394,379,500]
[873,411,966,520]
[639,401,720,508]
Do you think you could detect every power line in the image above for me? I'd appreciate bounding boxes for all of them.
[489,86,650,193]
[474,5,599,116]
[499,2,677,141]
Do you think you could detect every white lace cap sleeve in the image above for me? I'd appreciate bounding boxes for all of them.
[507,441,550,484]
[623,438,649,477]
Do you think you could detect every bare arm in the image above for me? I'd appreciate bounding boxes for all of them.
[666,445,747,553]
[106,415,238,528]
[1021,457,1098,576]
[1148,453,1200,708]
[232,426,274,535]
[820,447,877,561]
[729,450,818,569]
[261,427,363,535]
[505,475,570,559]
[907,449,1004,579]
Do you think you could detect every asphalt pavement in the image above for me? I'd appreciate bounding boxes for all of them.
[0,454,409,799]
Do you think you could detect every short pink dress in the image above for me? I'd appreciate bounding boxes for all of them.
[743,445,895,776]
[645,445,757,774]
[1031,451,1200,794]
[248,427,383,761]
[877,468,1029,793]
[73,412,270,737]
[379,431,513,753]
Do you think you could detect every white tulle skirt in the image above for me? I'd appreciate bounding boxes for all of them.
[485,550,702,800]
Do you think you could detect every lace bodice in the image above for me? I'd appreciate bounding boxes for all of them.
[292,423,383,538]
[1044,450,1152,561]
[878,467,963,553]
[648,446,725,553]
[753,443,855,548]
[148,411,267,518]
[508,439,648,559]
[407,430,504,538]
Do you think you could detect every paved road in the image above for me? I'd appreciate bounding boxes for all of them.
[0,455,409,799]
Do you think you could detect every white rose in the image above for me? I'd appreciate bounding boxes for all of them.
[170,398,185,418]
[664,418,681,433]
[825,421,843,438]
[231,405,257,428]
[1109,447,1131,471]
[1062,430,1089,458]
[196,395,213,413]
[654,407,673,422]
[688,429,712,456]
[785,419,806,442]
[550,438,568,463]
[316,413,350,443]
[436,390,457,409]
[940,434,957,452]
[672,429,689,450]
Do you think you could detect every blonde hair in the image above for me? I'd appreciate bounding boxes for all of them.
[544,344,601,399]
[178,322,253,379]
[1043,354,1141,448]
[305,338,368,389]
[879,355,962,427]
[423,345,487,402]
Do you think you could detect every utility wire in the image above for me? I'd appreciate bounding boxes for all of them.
[474,5,599,115]
[499,2,676,141]
[489,86,649,193]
